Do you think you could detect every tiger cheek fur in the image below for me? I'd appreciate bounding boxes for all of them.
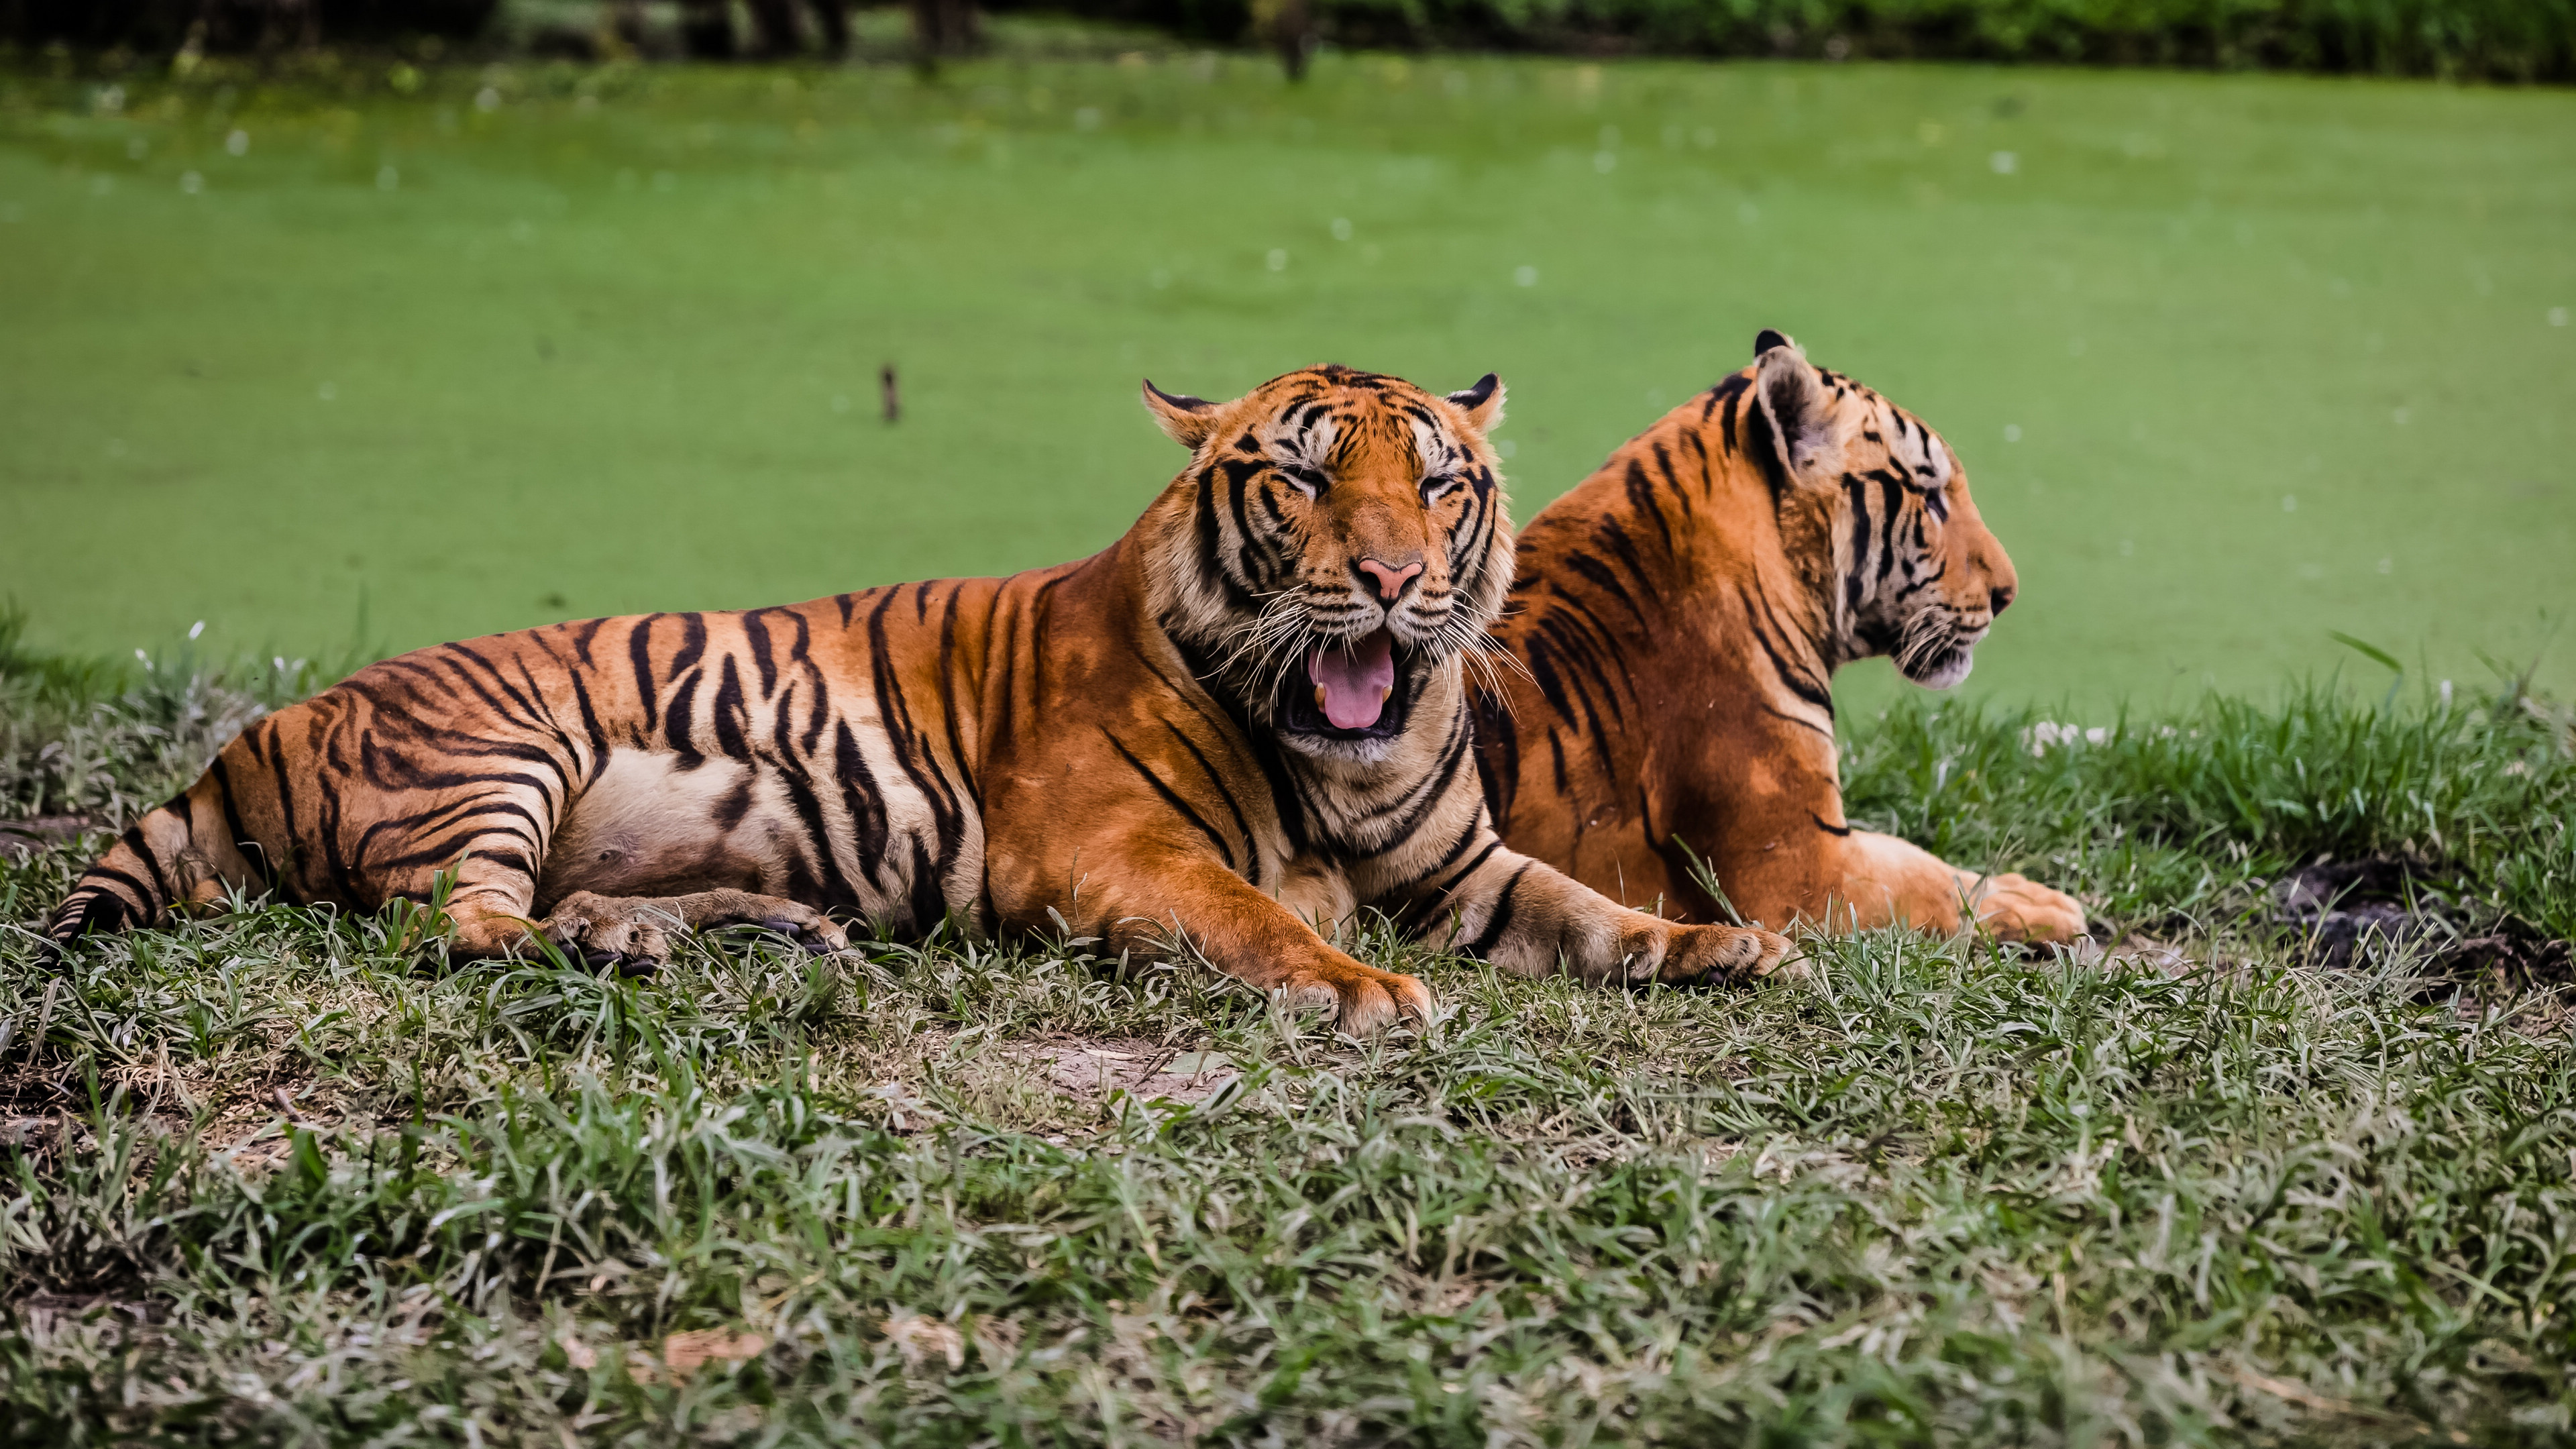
[47,364,1790,1029]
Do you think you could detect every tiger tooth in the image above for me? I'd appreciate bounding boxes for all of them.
[1380,685,1393,702]
[1313,684,1328,710]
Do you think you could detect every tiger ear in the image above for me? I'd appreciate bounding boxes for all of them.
[1141,379,1219,450]
[1446,374,1505,435]
[1753,334,1837,481]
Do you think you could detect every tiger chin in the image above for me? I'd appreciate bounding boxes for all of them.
[1473,331,2089,947]
[45,365,1792,1032]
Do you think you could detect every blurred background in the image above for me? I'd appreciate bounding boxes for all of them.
[0,0,2569,712]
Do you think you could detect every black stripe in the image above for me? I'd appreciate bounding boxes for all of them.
[1464,863,1534,958]
[1106,730,1238,871]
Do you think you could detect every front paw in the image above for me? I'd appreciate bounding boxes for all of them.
[1660,922,1796,983]
[1279,964,1434,1034]
[1968,873,2088,944]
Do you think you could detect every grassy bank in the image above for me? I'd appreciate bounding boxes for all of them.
[4,643,2573,1442]
[0,50,2570,709]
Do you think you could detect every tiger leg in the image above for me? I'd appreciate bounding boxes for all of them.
[448,885,847,975]
[1419,837,1792,985]
[1819,830,2086,944]
[1079,851,1433,1033]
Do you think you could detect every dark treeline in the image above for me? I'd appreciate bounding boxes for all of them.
[4,0,2568,80]
[1071,0,2576,81]
[1,0,496,52]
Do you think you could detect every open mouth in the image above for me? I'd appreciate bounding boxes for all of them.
[1277,627,1417,741]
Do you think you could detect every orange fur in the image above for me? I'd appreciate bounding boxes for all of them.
[49,366,1791,1027]
[1472,334,2086,943]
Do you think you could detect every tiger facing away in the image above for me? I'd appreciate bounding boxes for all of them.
[46,366,1791,1029]
[1472,333,2088,943]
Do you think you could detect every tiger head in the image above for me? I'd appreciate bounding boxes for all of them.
[1748,331,2019,689]
[1138,364,1513,761]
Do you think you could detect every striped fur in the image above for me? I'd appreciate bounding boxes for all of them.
[47,366,1790,1029]
[1472,333,2088,943]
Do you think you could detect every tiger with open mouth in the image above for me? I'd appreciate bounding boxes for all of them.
[46,364,1792,1028]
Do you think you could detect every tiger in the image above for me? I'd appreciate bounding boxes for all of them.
[44,365,1792,1030]
[1470,331,2088,943]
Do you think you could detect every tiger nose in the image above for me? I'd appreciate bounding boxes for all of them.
[1989,583,2017,616]
[1356,557,1426,602]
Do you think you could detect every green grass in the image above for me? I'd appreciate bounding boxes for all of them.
[5,645,2575,1442]
[0,46,2571,710]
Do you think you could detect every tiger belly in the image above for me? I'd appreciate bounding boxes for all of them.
[533,746,969,929]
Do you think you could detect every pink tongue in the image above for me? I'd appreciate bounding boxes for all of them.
[1309,632,1396,730]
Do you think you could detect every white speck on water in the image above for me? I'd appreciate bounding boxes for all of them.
[1597,125,1621,148]
[225,129,249,156]
[377,166,400,191]
[1592,151,1617,174]
[2067,337,2086,357]
[1330,217,1352,241]
[1266,248,1287,272]
[651,171,676,193]
[2552,307,2569,327]
[127,136,149,161]
[475,87,502,113]
[189,620,205,640]
[1737,201,1759,224]
[180,171,203,195]
[2282,494,2296,512]
[511,219,533,242]
[95,85,125,114]
[2298,562,2324,580]
[2003,424,2022,443]
[89,175,113,197]
[2117,539,2134,556]
[2379,557,2394,575]
[1990,150,2017,174]
[1498,439,1517,459]
[107,439,127,458]
[1149,268,1170,289]
[830,394,851,414]
[1073,107,1102,131]
[2393,406,2409,425]
[1514,265,1538,287]
[136,649,150,665]
[318,382,337,401]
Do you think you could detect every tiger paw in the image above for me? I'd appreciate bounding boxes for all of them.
[540,891,677,977]
[1965,873,2087,945]
[1658,921,1796,983]
[1277,963,1434,1034]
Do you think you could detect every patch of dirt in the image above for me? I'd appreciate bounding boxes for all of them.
[1012,1034,1240,1106]
[2272,859,2573,985]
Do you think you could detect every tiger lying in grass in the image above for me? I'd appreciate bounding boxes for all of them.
[46,366,1790,1030]
[1474,331,2088,943]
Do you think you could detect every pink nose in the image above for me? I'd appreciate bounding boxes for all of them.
[1356,557,1425,601]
